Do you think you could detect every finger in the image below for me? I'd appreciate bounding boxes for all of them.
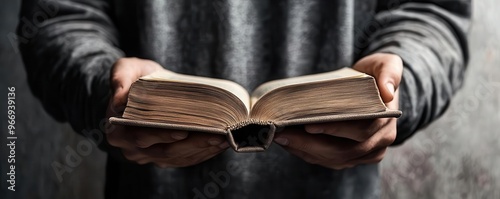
[122,143,184,162]
[283,146,353,170]
[162,133,227,158]
[122,147,156,161]
[107,125,188,149]
[122,141,199,161]
[126,132,226,160]
[276,127,391,162]
[132,128,189,148]
[274,128,354,162]
[280,137,387,169]
[276,127,394,168]
[185,146,226,166]
[349,148,387,165]
[163,146,225,168]
[304,119,389,142]
[109,58,163,114]
[119,132,227,163]
[106,125,136,148]
[111,58,163,92]
[109,63,136,115]
[374,59,403,103]
[152,146,226,168]
[282,146,322,165]
[386,89,400,110]
[353,53,403,103]
[110,58,146,93]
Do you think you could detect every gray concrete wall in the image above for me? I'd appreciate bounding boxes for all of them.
[0,0,498,198]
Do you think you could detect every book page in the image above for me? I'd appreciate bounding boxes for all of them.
[250,68,367,107]
[249,75,390,123]
[142,70,251,111]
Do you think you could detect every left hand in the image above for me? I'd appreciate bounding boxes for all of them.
[106,58,229,168]
[273,53,403,170]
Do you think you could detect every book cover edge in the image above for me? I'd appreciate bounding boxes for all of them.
[273,110,402,127]
[108,117,227,135]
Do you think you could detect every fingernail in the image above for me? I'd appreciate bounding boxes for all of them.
[305,125,323,134]
[274,137,289,146]
[208,138,223,146]
[218,142,230,149]
[386,83,395,96]
[171,131,188,140]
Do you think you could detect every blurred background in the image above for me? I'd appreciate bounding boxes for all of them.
[1,0,499,198]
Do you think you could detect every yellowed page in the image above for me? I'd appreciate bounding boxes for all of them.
[142,70,250,112]
[250,68,367,107]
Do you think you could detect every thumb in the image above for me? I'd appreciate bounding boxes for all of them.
[376,65,401,103]
[109,60,137,115]
[109,58,163,115]
[353,53,403,103]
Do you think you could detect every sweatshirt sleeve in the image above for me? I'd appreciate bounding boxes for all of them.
[18,0,123,143]
[362,0,471,145]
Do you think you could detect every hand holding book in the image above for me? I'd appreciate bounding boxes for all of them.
[273,53,403,170]
[106,58,229,168]
[107,54,402,168]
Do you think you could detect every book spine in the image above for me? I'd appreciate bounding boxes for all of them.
[226,119,271,131]
[226,120,276,152]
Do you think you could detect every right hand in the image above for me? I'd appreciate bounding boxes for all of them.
[105,57,229,168]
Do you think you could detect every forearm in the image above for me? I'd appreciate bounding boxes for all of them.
[362,1,471,144]
[18,0,123,134]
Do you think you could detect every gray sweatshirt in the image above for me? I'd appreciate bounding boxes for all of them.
[18,0,470,198]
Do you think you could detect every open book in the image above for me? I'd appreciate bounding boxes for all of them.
[109,68,401,152]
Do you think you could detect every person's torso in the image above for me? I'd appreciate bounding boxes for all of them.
[109,1,381,198]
